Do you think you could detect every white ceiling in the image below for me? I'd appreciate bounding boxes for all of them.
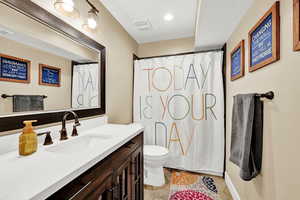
[195,0,254,50]
[32,0,253,49]
[100,0,253,48]
[100,0,198,44]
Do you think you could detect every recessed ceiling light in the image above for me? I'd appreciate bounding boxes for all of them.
[164,13,174,21]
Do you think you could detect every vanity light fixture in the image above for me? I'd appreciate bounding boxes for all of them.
[54,0,80,18]
[82,0,99,30]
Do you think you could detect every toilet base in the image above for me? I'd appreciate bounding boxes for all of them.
[144,165,165,187]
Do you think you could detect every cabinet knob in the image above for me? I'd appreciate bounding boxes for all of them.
[108,185,117,192]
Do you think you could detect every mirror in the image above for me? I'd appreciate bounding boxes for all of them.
[0,2,101,116]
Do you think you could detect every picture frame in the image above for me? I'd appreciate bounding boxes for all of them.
[0,53,31,83]
[248,1,280,72]
[230,40,245,81]
[293,0,300,51]
[39,64,61,87]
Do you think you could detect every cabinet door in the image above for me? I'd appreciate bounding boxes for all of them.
[131,146,144,200]
[71,174,113,200]
[84,175,113,200]
[113,159,131,200]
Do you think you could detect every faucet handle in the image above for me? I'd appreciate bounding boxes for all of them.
[37,131,53,145]
[71,125,79,137]
[60,128,68,140]
[44,132,53,145]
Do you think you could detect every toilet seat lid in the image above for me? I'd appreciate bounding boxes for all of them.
[144,145,169,156]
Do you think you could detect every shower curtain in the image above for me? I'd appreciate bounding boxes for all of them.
[134,51,224,176]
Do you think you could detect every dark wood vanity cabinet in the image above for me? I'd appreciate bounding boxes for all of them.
[131,147,143,200]
[47,132,143,200]
[113,159,132,199]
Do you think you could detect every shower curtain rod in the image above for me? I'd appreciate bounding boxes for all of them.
[138,45,225,60]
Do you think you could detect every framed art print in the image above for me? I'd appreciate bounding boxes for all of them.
[248,1,280,72]
[230,40,245,81]
[0,54,30,83]
[39,64,61,87]
[293,0,300,51]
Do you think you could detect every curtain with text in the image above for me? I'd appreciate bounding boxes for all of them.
[134,51,224,176]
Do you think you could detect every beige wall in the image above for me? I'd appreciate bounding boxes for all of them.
[86,0,138,124]
[226,0,300,199]
[0,36,72,115]
[137,37,195,58]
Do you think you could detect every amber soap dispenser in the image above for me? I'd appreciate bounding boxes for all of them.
[19,120,38,156]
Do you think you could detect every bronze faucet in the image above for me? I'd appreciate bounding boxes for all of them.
[60,111,81,140]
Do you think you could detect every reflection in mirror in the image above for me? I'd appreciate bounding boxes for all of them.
[72,62,99,109]
[0,2,100,116]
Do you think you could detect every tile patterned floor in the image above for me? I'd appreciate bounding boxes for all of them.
[144,168,233,200]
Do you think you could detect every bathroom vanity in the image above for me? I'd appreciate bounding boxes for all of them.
[0,121,144,200]
[48,131,144,200]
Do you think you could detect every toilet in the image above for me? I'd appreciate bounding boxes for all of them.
[144,145,169,187]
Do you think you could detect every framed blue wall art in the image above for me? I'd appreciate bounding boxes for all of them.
[231,40,245,81]
[39,64,61,87]
[248,1,280,72]
[293,0,300,51]
[0,54,31,83]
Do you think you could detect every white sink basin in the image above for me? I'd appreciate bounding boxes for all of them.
[45,135,108,154]
[82,133,115,140]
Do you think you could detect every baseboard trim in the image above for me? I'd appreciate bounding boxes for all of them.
[225,172,241,200]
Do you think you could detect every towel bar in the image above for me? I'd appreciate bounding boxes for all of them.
[1,94,47,99]
[255,91,274,100]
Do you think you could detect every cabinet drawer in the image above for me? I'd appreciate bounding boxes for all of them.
[47,159,112,200]
[129,133,143,150]
[80,156,112,184]
[111,134,143,166]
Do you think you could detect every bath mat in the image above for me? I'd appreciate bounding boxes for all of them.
[168,171,221,200]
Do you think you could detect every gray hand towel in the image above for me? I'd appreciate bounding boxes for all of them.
[13,95,44,112]
[229,94,263,181]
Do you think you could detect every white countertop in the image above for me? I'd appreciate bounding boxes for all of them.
[0,123,144,200]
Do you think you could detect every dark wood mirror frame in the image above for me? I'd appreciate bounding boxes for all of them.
[0,0,106,132]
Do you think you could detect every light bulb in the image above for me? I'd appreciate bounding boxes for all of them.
[62,0,74,12]
[54,0,79,18]
[87,12,97,29]
[88,18,97,29]
[164,13,174,21]
[62,4,73,12]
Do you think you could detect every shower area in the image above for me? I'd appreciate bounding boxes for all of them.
[134,49,225,176]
